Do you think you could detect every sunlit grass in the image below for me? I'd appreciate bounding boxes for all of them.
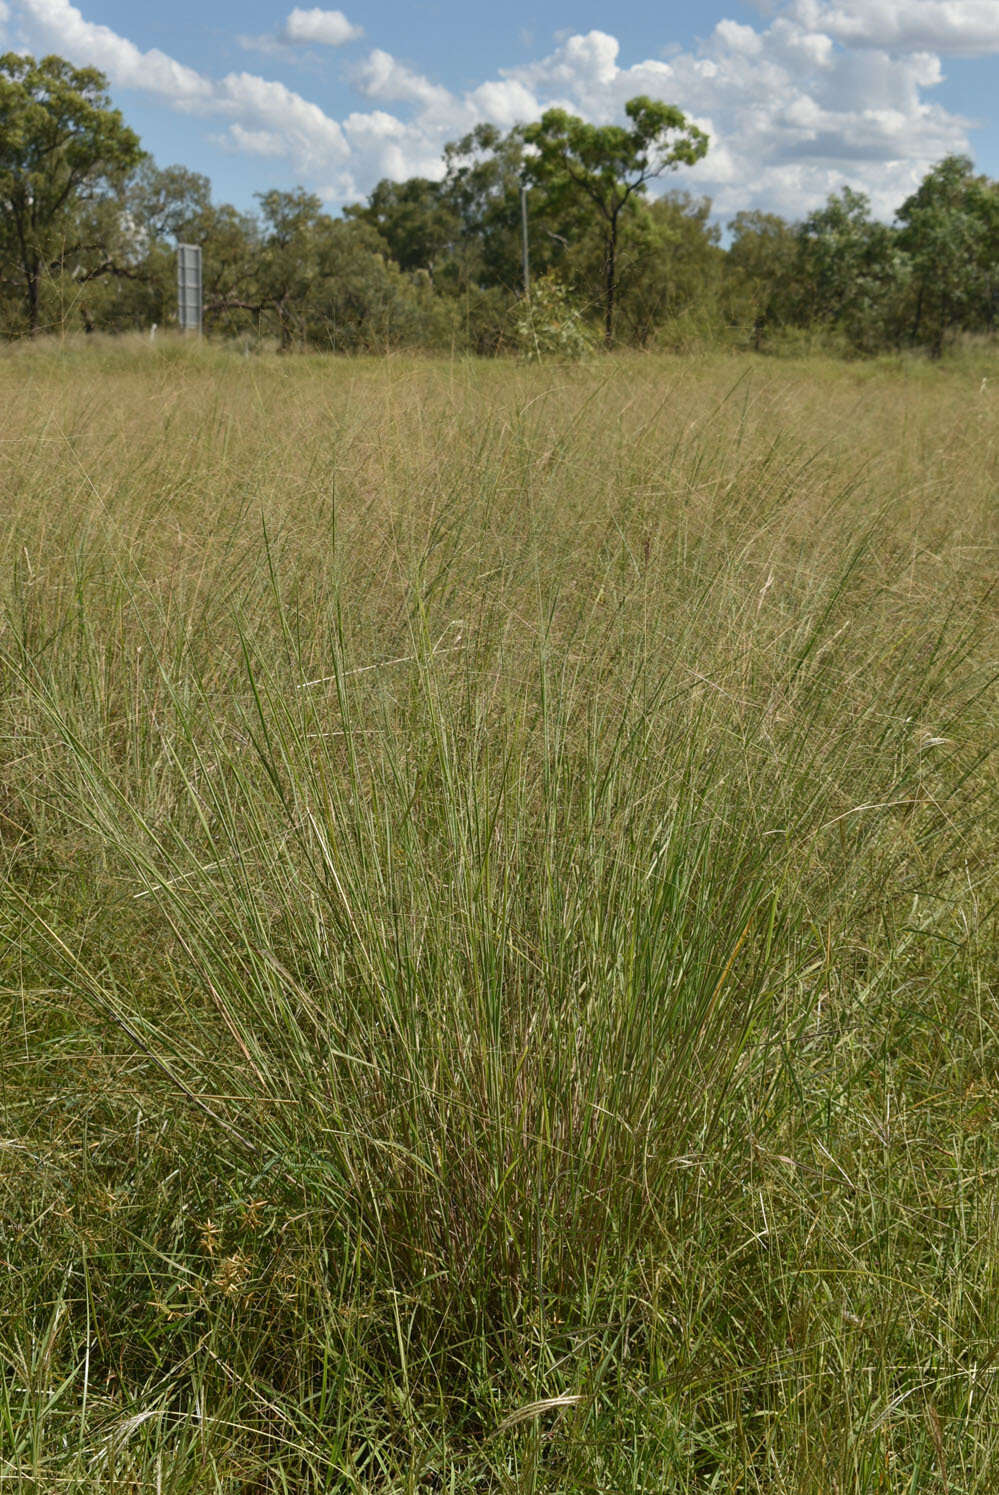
[1,339,997,1491]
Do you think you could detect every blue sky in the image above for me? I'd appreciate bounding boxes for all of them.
[2,0,997,222]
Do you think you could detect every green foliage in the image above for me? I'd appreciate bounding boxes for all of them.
[793,187,907,351]
[897,154,999,355]
[724,210,799,344]
[512,272,592,359]
[346,174,459,273]
[0,52,143,332]
[605,192,723,345]
[441,122,530,291]
[524,96,710,344]
[197,187,450,351]
[721,164,999,357]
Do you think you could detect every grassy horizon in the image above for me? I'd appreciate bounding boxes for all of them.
[1,342,997,1492]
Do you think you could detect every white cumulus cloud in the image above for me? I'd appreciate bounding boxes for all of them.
[240,5,362,58]
[215,71,349,169]
[280,7,362,47]
[467,78,540,128]
[791,0,999,56]
[351,49,452,110]
[714,19,765,56]
[16,0,349,173]
[18,0,211,104]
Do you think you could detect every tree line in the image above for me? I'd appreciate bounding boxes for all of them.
[2,51,997,355]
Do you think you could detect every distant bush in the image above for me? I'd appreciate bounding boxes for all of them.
[512,274,592,360]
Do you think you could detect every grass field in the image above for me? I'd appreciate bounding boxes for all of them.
[1,340,997,1492]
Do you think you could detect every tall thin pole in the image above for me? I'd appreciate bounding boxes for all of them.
[520,184,530,298]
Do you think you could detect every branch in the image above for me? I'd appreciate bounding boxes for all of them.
[68,258,145,285]
[204,295,268,317]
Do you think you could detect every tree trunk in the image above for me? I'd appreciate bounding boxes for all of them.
[277,298,292,351]
[911,283,923,343]
[26,259,40,335]
[931,288,948,360]
[604,219,617,348]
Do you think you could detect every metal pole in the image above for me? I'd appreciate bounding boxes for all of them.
[520,184,530,298]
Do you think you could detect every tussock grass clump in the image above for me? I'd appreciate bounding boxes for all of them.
[1,345,997,1491]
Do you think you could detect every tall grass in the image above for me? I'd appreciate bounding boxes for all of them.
[1,341,997,1491]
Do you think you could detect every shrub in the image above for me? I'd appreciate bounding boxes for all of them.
[512,273,592,360]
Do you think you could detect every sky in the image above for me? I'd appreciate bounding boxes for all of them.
[1,0,997,223]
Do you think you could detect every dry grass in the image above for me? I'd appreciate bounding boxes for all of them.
[1,338,997,1492]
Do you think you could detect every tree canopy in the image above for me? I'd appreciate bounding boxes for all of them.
[0,52,143,331]
[524,97,709,344]
[0,53,996,359]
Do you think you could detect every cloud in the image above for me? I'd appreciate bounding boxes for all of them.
[18,0,211,104]
[17,0,348,171]
[215,72,349,169]
[240,5,362,58]
[5,0,988,218]
[350,49,452,110]
[492,22,972,217]
[790,0,999,57]
[222,124,289,158]
[714,19,765,56]
[467,78,540,128]
[281,7,362,47]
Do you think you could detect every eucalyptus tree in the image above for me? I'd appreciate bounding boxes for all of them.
[440,123,532,292]
[346,176,460,275]
[590,191,722,346]
[523,97,708,345]
[0,53,143,332]
[724,210,798,344]
[794,188,904,351]
[897,155,999,354]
